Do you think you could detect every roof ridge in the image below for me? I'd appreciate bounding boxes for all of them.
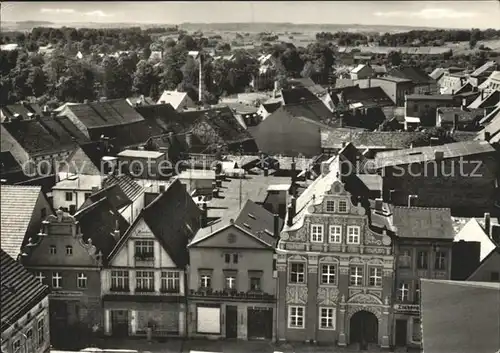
[74,197,107,217]
[395,205,451,211]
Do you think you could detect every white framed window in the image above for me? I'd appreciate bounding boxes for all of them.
[111,270,129,290]
[200,274,211,288]
[434,251,446,270]
[397,282,410,301]
[161,271,180,293]
[326,200,335,212]
[289,262,306,284]
[52,272,62,289]
[319,307,336,330]
[66,245,73,256]
[35,272,45,284]
[49,245,56,255]
[320,264,337,285]
[225,276,236,289]
[136,271,155,292]
[369,267,382,287]
[37,318,45,346]
[399,249,412,268]
[350,266,363,286]
[329,225,342,243]
[347,226,360,244]
[77,273,87,289]
[134,240,154,258]
[338,200,347,213]
[310,224,324,243]
[288,306,305,328]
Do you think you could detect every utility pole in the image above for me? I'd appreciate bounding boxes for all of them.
[238,147,243,210]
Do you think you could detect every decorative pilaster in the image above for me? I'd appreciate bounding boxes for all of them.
[130,310,137,335]
[154,271,161,292]
[178,304,186,336]
[129,270,136,294]
[380,300,390,348]
[337,295,347,346]
[104,309,111,335]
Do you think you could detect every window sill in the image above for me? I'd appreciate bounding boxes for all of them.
[288,282,307,286]
[288,326,305,330]
[319,283,338,287]
[319,327,336,331]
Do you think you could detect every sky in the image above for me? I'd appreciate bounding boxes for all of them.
[2,1,500,29]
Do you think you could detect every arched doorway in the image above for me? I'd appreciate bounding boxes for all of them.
[349,310,379,347]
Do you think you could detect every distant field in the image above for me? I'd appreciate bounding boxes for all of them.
[445,39,500,54]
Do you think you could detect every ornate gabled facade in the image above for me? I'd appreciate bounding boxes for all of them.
[276,176,394,349]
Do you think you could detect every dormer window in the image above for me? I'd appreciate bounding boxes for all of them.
[338,200,347,213]
[326,200,335,212]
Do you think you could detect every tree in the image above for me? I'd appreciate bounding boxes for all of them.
[27,66,48,97]
[132,59,158,96]
[469,38,477,49]
[142,46,152,61]
[55,61,96,102]
[160,45,188,91]
[387,51,402,66]
[216,42,231,52]
[101,56,132,99]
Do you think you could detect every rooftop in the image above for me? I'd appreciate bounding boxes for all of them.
[406,94,455,101]
[157,90,189,110]
[177,169,216,180]
[391,206,455,239]
[102,174,144,202]
[117,149,165,159]
[437,107,485,123]
[454,218,497,261]
[1,248,49,332]
[53,175,102,191]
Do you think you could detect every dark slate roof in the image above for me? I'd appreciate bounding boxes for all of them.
[234,200,282,247]
[74,197,128,260]
[468,90,500,109]
[80,183,131,211]
[1,248,49,331]
[1,116,89,156]
[391,206,455,239]
[109,179,201,267]
[339,86,394,108]
[63,99,145,129]
[387,66,435,85]
[421,279,500,353]
[0,185,44,259]
[282,101,339,127]
[88,120,161,149]
[78,141,117,171]
[281,87,321,105]
[437,107,485,123]
[135,103,189,134]
[0,151,23,176]
[1,103,44,121]
[102,174,143,201]
[288,77,316,88]
[262,102,282,114]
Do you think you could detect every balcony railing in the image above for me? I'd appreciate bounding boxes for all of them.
[160,287,180,294]
[189,289,275,301]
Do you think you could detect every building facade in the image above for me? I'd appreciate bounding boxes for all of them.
[187,201,280,340]
[276,172,395,348]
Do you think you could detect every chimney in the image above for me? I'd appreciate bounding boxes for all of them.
[481,90,484,100]
[375,198,383,211]
[462,98,467,108]
[287,196,296,227]
[91,186,99,193]
[200,203,208,227]
[453,114,459,129]
[274,214,280,238]
[84,99,89,104]
[321,161,330,176]
[491,224,500,245]
[408,195,418,207]
[430,137,439,146]
[160,100,166,104]
[484,132,491,141]
[484,213,491,235]
[434,150,444,161]
[368,77,371,88]
[263,167,269,177]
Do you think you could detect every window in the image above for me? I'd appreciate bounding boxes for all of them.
[491,272,500,282]
[66,245,73,256]
[310,224,324,242]
[134,240,154,259]
[347,226,360,244]
[399,250,411,268]
[329,225,342,243]
[161,271,180,293]
[52,272,62,288]
[13,339,21,353]
[225,253,231,263]
[434,251,446,270]
[65,192,73,201]
[288,306,305,328]
[225,276,236,289]
[35,272,45,284]
[41,207,47,219]
[415,282,420,303]
[224,253,238,263]
[350,266,363,286]
[75,272,87,289]
[200,274,211,288]
[319,307,335,330]
[326,200,335,212]
[397,282,410,301]
[233,254,238,264]
[37,318,45,346]
[320,264,337,285]
[369,268,382,287]
[111,270,129,290]
[26,328,33,350]
[417,251,428,269]
[49,245,56,255]
[250,277,261,291]
[338,200,347,213]
[136,271,154,291]
[289,262,305,284]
